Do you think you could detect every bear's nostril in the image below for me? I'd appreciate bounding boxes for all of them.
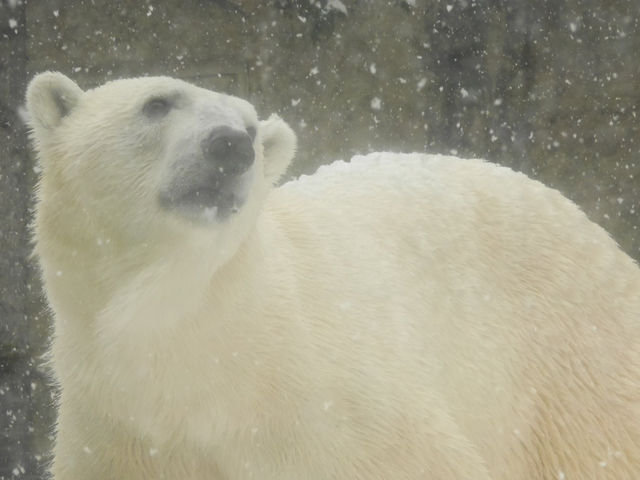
[203,126,255,175]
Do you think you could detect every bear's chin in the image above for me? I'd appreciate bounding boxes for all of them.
[179,191,245,223]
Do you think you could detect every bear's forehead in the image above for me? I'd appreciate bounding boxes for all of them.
[80,77,257,123]
[87,76,201,100]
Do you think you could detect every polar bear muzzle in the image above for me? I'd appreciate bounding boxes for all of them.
[158,125,256,223]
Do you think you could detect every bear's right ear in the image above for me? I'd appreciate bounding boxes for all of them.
[260,114,297,185]
[26,72,83,136]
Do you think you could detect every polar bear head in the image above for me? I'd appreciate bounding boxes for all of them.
[26,73,296,255]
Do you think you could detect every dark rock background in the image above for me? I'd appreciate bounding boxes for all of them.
[1,0,638,477]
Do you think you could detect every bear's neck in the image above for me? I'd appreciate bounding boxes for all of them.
[37,196,268,345]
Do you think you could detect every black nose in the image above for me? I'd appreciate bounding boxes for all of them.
[202,126,255,176]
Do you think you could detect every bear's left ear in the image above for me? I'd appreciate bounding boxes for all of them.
[26,72,84,137]
[260,114,297,184]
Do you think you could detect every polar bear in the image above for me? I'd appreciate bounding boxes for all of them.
[27,72,639,480]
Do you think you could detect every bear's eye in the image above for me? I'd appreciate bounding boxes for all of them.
[143,97,172,119]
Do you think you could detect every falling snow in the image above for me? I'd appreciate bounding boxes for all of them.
[325,0,348,15]
[2,1,640,476]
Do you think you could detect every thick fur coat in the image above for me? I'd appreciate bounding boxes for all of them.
[28,73,640,479]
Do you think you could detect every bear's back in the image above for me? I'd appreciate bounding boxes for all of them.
[270,152,640,478]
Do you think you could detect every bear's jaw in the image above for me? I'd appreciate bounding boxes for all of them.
[159,167,255,223]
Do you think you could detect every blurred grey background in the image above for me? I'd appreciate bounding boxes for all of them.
[1,0,639,477]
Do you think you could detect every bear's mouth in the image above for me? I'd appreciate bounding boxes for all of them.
[159,170,253,222]
[179,185,244,220]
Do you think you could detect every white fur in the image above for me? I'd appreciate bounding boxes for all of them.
[28,73,640,479]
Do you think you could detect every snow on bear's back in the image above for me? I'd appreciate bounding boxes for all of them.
[274,152,597,246]
[281,152,455,196]
[280,152,543,206]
